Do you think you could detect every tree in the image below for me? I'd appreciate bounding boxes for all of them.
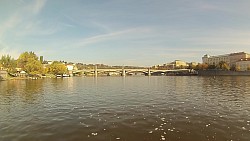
[202,63,209,70]
[230,65,239,71]
[236,66,241,71]
[196,63,208,70]
[0,55,17,72]
[208,65,216,69]
[24,59,44,75]
[217,61,230,70]
[76,63,85,70]
[17,52,43,75]
[17,52,38,68]
[188,64,197,70]
[47,61,67,75]
[247,66,250,71]
[179,65,186,69]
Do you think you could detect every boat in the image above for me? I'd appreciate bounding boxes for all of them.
[62,74,70,77]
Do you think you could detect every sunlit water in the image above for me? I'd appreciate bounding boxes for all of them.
[1,76,250,141]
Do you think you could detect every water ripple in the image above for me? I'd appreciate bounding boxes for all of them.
[1,76,250,141]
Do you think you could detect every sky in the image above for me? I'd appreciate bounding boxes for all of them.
[1,0,250,66]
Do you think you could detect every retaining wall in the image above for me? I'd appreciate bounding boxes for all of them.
[0,70,7,80]
[198,70,250,76]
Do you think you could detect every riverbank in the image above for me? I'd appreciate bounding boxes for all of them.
[2,71,250,80]
[198,70,250,76]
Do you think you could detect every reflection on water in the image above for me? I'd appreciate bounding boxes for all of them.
[0,76,250,141]
[0,80,44,105]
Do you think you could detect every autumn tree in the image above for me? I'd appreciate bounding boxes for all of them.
[17,52,38,68]
[236,66,241,71]
[217,61,230,70]
[208,65,216,69]
[0,55,17,72]
[47,61,67,75]
[230,65,240,71]
[248,65,250,71]
[196,63,208,70]
[76,63,85,70]
[17,52,43,75]
[24,59,44,75]
[188,64,197,70]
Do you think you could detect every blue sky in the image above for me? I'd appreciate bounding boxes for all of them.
[1,0,250,66]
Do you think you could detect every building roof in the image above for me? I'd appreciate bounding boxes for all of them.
[229,52,247,56]
[204,52,249,58]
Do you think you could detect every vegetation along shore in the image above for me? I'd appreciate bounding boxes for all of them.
[1,51,250,80]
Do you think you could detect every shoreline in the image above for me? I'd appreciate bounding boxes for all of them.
[2,70,250,81]
[198,70,250,76]
[2,74,250,81]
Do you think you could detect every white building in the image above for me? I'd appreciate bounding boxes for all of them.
[66,64,78,76]
[202,52,250,67]
[236,58,250,71]
[168,60,188,69]
[66,65,74,71]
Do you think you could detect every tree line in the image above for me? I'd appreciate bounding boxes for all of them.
[195,61,241,71]
[152,61,235,71]
[1,51,247,76]
[0,52,67,76]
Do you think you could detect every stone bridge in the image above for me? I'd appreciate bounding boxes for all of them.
[73,68,194,76]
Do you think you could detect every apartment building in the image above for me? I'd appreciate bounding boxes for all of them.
[236,58,250,71]
[202,52,250,67]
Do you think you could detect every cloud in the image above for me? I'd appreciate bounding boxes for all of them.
[91,21,112,32]
[15,20,62,36]
[60,22,75,28]
[0,41,20,59]
[197,2,220,11]
[0,13,22,38]
[73,27,152,47]
[0,0,47,38]
[147,47,225,53]
[31,0,47,15]
[184,37,250,46]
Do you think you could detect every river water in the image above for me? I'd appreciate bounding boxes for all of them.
[0,76,250,141]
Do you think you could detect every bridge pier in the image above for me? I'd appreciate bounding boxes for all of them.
[122,66,126,76]
[79,68,192,76]
[94,65,98,77]
[148,68,151,76]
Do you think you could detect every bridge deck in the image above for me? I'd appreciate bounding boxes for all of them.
[76,68,191,73]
